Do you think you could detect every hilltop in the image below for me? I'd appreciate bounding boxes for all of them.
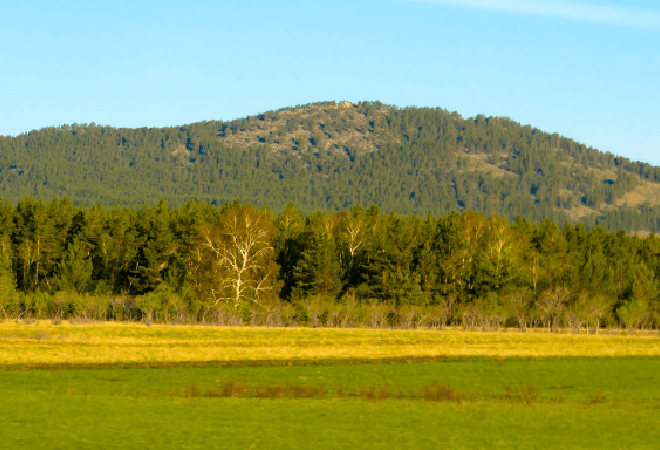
[1,101,659,231]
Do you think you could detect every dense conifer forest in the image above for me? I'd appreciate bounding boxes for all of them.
[0,197,658,331]
[3,101,660,232]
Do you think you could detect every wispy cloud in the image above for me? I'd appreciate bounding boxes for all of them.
[407,0,660,28]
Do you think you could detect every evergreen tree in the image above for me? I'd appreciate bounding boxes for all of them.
[59,236,93,293]
[293,212,343,298]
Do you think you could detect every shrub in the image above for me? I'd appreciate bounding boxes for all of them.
[293,301,311,325]
[386,311,401,328]
[423,381,463,403]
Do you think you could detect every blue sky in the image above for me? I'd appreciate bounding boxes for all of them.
[1,0,658,165]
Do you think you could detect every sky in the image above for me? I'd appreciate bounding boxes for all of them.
[1,0,658,165]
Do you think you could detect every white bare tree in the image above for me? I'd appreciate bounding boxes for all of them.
[345,216,365,262]
[198,205,279,309]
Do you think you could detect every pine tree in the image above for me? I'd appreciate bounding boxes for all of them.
[59,236,93,293]
[130,198,175,294]
[293,212,343,299]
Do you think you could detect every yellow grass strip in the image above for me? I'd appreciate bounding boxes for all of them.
[1,321,659,365]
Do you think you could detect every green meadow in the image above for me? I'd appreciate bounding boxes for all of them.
[2,357,659,449]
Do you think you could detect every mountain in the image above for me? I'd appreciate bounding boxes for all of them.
[1,101,660,232]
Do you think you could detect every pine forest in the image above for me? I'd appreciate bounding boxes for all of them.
[0,196,658,332]
[3,101,660,233]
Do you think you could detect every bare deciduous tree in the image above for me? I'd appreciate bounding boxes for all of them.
[438,296,455,330]
[511,292,530,332]
[538,287,570,333]
[197,205,279,311]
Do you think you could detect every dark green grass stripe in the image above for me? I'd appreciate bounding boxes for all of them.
[2,354,660,371]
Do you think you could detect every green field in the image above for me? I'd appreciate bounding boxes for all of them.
[1,324,660,449]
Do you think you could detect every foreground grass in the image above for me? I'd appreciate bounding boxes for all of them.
[3,359,659,405]
[1,360,660,449]
[2,323,660,448]
[1,321,659,365]
[4,395,660,449]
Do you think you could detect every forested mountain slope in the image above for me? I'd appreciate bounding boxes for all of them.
[2,101,660,231]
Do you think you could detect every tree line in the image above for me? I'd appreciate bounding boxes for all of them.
[0,196,658,332]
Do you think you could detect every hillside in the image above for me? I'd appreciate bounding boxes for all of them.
[1,101,660,231]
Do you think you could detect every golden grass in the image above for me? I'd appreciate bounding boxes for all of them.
[1,321,659,365]
[459,153,516,179]
[214,103,394,156]
[615,180,660,208]
[564,203,600,221]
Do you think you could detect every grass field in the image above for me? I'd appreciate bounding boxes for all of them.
[1,321,659,366]
[1,322,659,449]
